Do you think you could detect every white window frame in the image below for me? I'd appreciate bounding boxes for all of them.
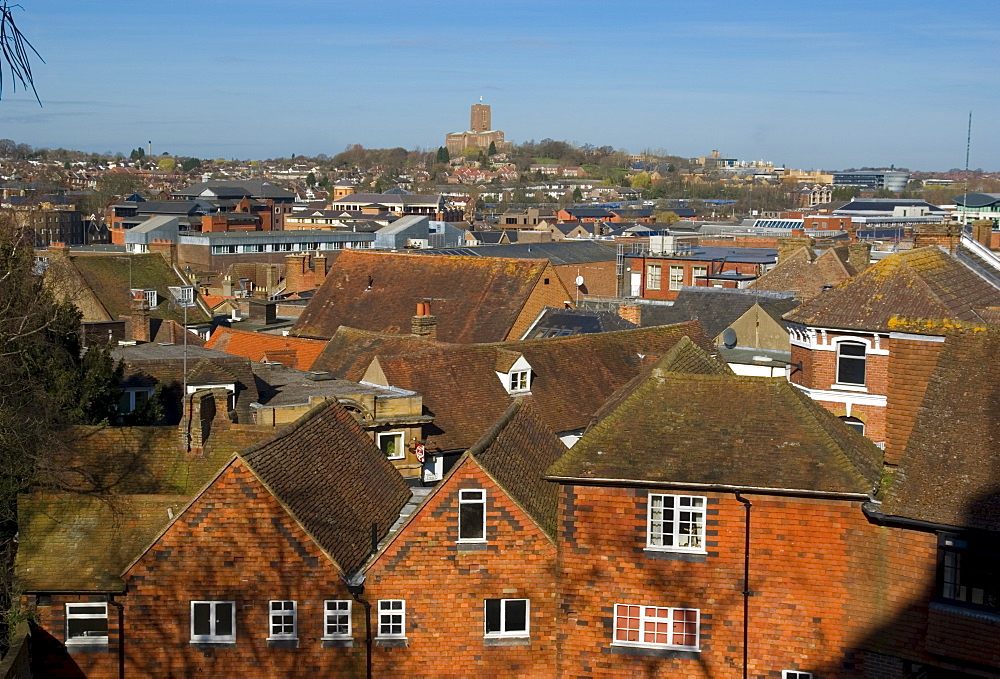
[268,600,297,640]
[377,600,406,639]
[143,289,158,308]
[646,263,661,290]
[377,431,405,460]
[509,369,530,393]
[692,265,707,283]
[323,600,352,639]
[782,672,813,679]
[669,266,684,291]
[458,489,486,542]
[840,416,865,435]
[190,600,236,643]
[613,604,699,651]
[835,340,867,386]
[484,598,529,638]
[65,603,108,645]
[647,493,707,553]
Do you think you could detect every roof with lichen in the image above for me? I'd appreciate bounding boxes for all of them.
[784,246,1000,332]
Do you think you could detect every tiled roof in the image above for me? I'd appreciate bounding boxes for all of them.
[47,253,210,324]
[467,400,565,540]
[240,401,411,573]
[785,246,1000,331]
[423,240,616,266]
[17,494,188,592]
[749,246,855,302]
[40,424,272,495]
[588,337,731,427]
[547,370,882,495]
[206,326,326,370]
[291,250,557,342]
[522,306,637,339]
[310,326,446,375]
[334,322,716,451]
[879,324,1000,531]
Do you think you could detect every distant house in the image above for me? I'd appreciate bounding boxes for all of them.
[291,250,575,343]
[749,238,867,301]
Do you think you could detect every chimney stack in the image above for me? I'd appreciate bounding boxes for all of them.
[411,302,437,339]
[777,236,815,263]
[972,219,995,249]
[126,289,151,343]
[913,222,962,254]
[846,242,872,273]
[618,302,642,326]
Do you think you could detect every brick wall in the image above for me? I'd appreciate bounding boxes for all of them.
[552,261,617,298]
[119,458,365,678]
[366,458,559,677]
[509,263,575,340]
[554,484,939,678]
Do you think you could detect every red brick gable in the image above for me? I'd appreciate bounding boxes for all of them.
[366,455,558,676]
[121,457,362,677]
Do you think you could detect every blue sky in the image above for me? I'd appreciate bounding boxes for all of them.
[2,0,998,170]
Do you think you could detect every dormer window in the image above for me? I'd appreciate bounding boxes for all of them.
[496,355,533,395]
[510,370,530,393]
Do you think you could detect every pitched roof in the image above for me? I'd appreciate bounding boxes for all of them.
[467,400,565,540]
[174,179,295,200]
[291,250,559,342]
[878,325,1000,531]
[749,246,856,302]
[343,322,716,451]
[205,326,326,370]
[522,306,637,339]
[46,252,210,324]
[639,287,799,336]
[39,424,272,496]
[17,494,188,592]
[784,247,1000,332]
[547,370,882,495]
[424,240,616,266]
[240,401,411,573]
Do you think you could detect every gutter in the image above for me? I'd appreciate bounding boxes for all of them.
[862,503,966,533]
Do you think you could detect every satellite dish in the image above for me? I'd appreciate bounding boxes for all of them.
[575,275,584,287]
[722,328,737,349]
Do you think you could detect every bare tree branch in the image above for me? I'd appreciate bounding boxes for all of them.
[0,2,43,105]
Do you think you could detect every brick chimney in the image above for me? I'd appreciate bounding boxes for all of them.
[411,302,437,339]
[180,387,232,455]
[125,290,151,343]
[971,219,995,249]
[313,254,328,284]
[618,302,642,326]
[846,242,872,273]
[913,222,962,254]
[777,236,815,263]
[285,253,306,293]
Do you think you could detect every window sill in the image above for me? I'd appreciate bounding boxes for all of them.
[322,638,354,648]
[484,636,530,647]
[831,383,867,392]
[610,643,700,659]
[266,638,298,648]
[456,540,488,551]
[65,640,109,653]
[374,637,408,648]
[644,548,707,562]
[189,640,237,647]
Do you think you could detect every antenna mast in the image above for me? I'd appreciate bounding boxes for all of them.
[963,111,972,225]
[966,111,972,173]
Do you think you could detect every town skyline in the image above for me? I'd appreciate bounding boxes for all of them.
[1,0,998,171]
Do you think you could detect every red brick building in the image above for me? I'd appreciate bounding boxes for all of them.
[784,245,1000,446]
[626,245,776,301]
[363,400,563,677]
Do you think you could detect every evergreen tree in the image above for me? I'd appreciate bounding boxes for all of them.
[435,146,450,164]
[488,141,497,156]
[306,171,317,187]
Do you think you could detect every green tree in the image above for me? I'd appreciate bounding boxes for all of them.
[157,157,176,172]
[488,141,497,156]
[181,157,202,172]
[306,171,317,187]
[435,147,450,164]
[129,147,145,161]
[655,211,681,224]
[572,187,583,201]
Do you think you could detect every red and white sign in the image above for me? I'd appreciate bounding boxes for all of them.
[415,443,426,463]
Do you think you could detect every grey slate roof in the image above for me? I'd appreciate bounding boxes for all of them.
[638,287,799,336]
[174,180,295,200]
[423,240,616,266]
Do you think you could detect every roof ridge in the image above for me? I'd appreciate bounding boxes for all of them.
[467,399,523,459]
